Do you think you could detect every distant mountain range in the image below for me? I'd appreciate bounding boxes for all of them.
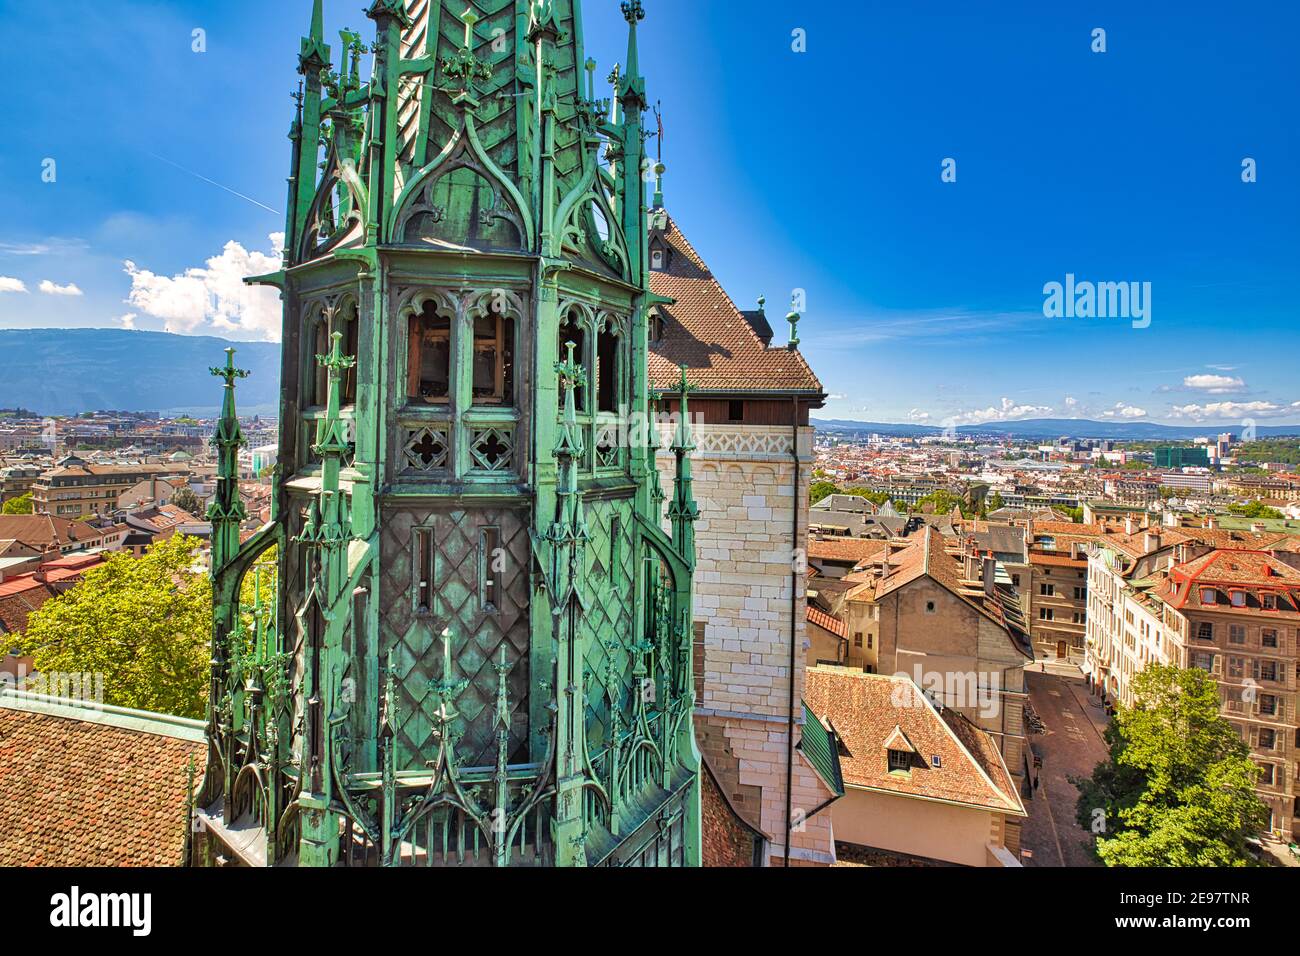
[813,418,1300,440]
[0,329,281,416]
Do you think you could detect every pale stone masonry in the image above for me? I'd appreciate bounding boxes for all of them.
[659,424,838,865]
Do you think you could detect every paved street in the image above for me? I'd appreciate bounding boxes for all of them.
[1020,667,1111,868]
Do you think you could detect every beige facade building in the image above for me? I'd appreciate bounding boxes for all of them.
[829,528,1033,783]
[31,458,184,518]
[805,667,1025,866]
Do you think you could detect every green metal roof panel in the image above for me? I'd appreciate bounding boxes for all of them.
[798,702,845,797]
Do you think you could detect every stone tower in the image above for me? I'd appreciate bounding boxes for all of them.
[193,0,700,868]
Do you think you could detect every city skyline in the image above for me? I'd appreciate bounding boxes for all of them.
[1,0,1297,426]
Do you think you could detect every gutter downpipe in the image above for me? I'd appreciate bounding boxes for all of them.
[784,394,799,867]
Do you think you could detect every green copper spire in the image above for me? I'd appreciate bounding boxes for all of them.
[786,295,801,350]
[204,0,700,869]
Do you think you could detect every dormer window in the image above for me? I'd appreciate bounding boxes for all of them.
[1230,590,1247,608]
[887,749,911,774]
[884,724,916,775]
[1200,587,1218,606]
[651,248,664,271]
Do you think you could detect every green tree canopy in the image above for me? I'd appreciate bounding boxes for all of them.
[810,480,839,506]
[1226,501,1284,520]
[21,535,212,719]
[172,486,204,516]
[1,492,33,515]
[1075,664,1268,867]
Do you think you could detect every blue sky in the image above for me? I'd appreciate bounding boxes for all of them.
[1,0,1297,427]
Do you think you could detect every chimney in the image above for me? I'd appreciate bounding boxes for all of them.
[1206,515,1218,530]
[1251,522,1266,533]
[1144,531,1161,554]
[32,569,48,584]
[983,556,996,598]
[1125,516,1137,535]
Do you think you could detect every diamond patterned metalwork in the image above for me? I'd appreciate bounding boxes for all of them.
[580,497,636,749]
[378,505,531,769]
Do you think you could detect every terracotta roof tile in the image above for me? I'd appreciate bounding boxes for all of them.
[647,212,823,395]
[0,708,204,866]
[805,668,1023,815]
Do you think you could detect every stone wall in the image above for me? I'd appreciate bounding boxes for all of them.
[660,425,837,865]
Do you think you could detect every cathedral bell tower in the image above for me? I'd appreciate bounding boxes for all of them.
[193,0,701,868]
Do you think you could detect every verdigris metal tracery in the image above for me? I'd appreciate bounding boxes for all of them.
[193,0,700,868]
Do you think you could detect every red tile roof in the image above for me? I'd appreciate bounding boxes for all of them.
[805,668,1024,815]
[0,706,204,866]
[647,212,823,395]
[807,605,847,639]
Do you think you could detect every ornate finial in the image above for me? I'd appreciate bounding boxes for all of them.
[442,7,492,94]
[652,161,666,210]
[211,348,250,387]
[757,295,766,314]
[429,628,469,721]
[555,341,588,393]
[786,295,801,350]
[622,0,646,24]
[674,364,695,398]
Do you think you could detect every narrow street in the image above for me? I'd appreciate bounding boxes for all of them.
[1020,667,1111,868]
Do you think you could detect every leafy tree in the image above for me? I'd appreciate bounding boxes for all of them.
[21,536,212,719]
[987,492,1005,512]
[1075,664,1268,867]
[1226,501,1283,520]
[2,492,33,515]
[810,481,840,506]
[172,486,204,516]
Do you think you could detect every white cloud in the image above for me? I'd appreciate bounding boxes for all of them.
[948,397,1052,426]
[1168,400,1297,422]
[908,408,932,423]
[0,277,28,293]
[119,313,137,330]
[38,280,83,296]
[1101,402,1148,420]
[1183,374,1245,394]
[124,233,285,341]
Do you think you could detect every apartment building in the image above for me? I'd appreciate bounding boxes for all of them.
[30,458,183,518]
[1086,535,1299,841]
[1158,551,1299,840]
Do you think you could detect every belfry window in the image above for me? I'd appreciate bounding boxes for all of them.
[341,302,359,407]
[311,318,330,408]
[596,323,620,413]
[407,302,452,404]
[473,307,515,406]
[559,318,586,413]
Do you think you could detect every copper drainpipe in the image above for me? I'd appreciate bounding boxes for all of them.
[784,394,799,867]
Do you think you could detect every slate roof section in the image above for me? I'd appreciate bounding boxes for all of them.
[647,211,824,396]
[804,668,1024,816]
[0,695,205,866]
